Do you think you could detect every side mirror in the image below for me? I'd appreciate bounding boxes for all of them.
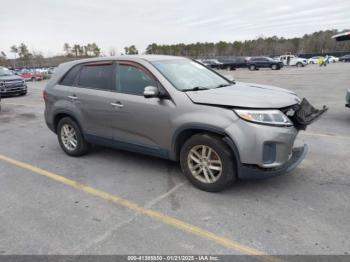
[144,86,160,98]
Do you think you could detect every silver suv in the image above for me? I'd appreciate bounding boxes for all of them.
[44,55,327,192]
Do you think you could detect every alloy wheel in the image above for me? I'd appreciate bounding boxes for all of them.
[60,124,78,151]
[187,145,223,184]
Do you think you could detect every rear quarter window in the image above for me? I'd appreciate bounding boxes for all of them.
[60,65,81,86]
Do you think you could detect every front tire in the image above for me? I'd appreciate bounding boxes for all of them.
[180,134,236,192]
[57,117,89,157]
[271,64,278,70]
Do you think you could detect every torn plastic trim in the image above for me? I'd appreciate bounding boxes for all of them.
[282,98,328,130]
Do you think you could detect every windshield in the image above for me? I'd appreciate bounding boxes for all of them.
[151,59,230,91]
[0,67,14,76]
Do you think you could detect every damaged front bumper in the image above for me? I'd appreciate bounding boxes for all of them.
[239,144,308,179]
[225,98,326,179]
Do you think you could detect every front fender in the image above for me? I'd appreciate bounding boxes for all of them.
[168,107,238,160]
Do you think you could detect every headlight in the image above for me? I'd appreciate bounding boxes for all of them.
[234,109,293,127]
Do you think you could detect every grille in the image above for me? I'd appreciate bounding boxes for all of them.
[4,80,25,88]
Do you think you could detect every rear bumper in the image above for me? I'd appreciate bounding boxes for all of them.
[238,144,308,179]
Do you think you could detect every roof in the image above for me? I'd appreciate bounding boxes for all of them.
[62,55,185,66]
[48,55,188,88]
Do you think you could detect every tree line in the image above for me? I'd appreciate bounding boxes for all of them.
[145,29,350,57]
[1,29,350,68]
[0,42,103,68]
[0,43,46,68]
[63,43,101,57]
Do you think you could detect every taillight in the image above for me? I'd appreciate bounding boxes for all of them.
[43,90,48,102]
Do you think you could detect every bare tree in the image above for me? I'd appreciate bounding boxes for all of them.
[124,45,138,55]
[109,48,116,56]
[63,43,71,56]
[10,45,18,68]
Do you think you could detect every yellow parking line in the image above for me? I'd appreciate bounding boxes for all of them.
[0,153,282,262]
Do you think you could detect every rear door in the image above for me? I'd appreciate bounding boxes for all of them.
[65,62,116,140]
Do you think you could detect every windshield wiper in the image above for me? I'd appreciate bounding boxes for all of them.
[214,83,232,88]
[182,86,209,92]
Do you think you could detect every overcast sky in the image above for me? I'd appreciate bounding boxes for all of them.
[1,0,349,57]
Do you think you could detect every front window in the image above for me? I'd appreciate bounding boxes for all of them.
[151,59,230,91]
[117,64,158,95]
[0,67,14,76]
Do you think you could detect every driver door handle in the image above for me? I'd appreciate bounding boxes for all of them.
[111,102,124,108]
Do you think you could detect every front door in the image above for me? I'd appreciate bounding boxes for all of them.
[110,61,173,158]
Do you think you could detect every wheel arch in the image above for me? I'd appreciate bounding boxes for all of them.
[171,125,241,165]
[53,110,83,134]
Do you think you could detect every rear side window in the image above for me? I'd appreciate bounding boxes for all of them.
[60,65,81,86]
[117,64,157,95]
[78,64,114,90]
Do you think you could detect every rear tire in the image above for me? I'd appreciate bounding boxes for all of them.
[180,134,236,192]
[57,117,89,157]
[296,62,302,68]
[249,65,256,71]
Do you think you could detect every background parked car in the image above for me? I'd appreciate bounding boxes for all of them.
[332,31,350,108]
[201,59,223,69]
[36,68,49,79]
[247,56,283,70]
[327,56,339,63]
[18,69,44,81]
[339,54,350,62]
[217,57,247,70]
[48,67,56,75]
[278,54,307,67]
[0,66,27,96]
[308,56,323,64]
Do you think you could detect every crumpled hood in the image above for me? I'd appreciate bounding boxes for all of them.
[185,82,301,109]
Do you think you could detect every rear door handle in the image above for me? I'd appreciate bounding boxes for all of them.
[111,102,124,108]
[68,95,78,101]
